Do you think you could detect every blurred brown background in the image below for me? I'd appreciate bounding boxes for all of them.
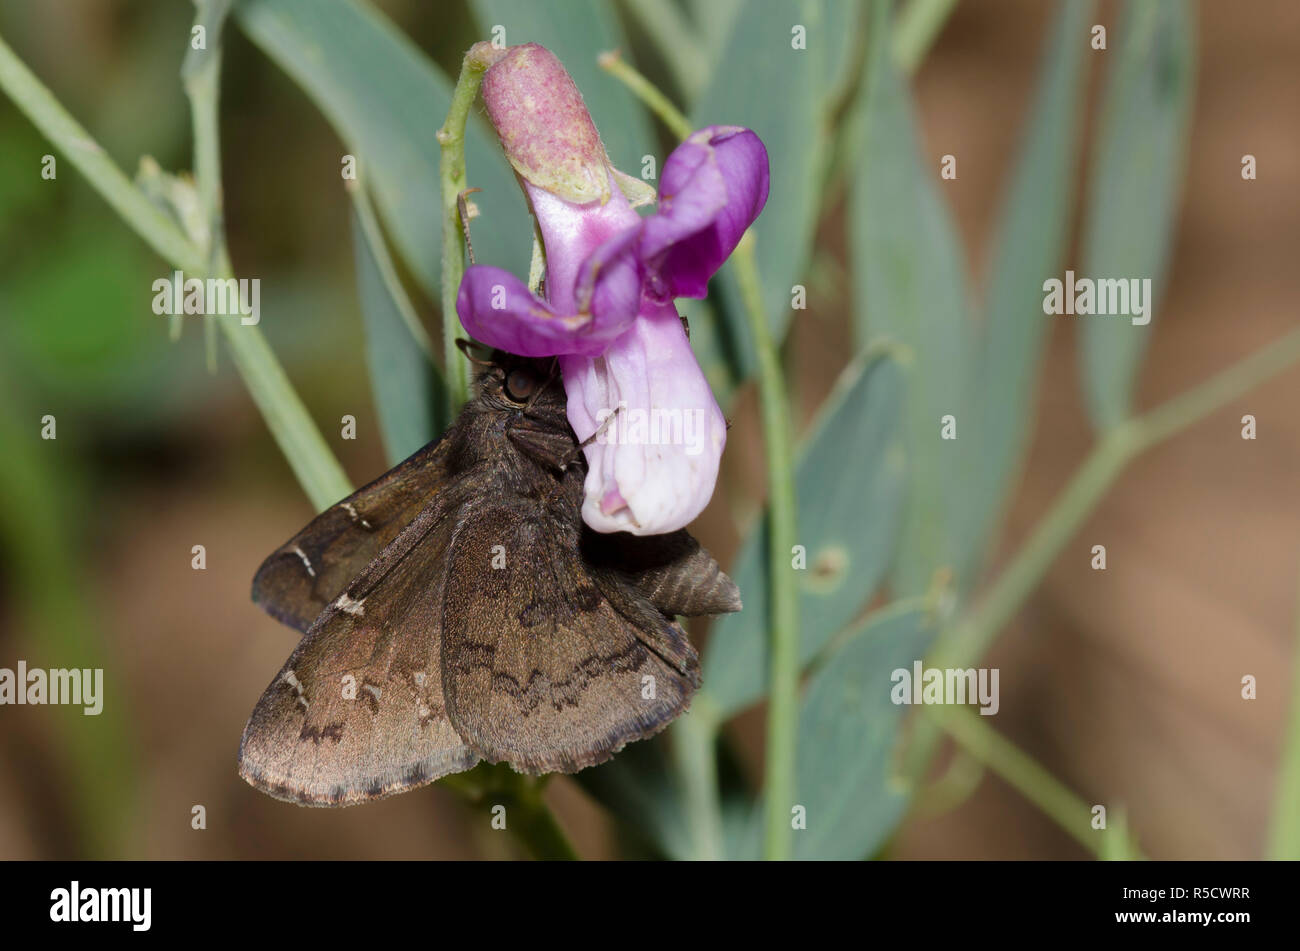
[0,0,1296,859]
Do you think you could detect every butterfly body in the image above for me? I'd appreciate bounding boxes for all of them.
[239,353,739,806]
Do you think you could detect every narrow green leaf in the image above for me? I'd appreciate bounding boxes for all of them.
[851,0,974,594]
[703,352,908,718]
[349,187,445,465]
[959,0,1095,573]
[237,0,530,298]
[730,605,940,859]
[469,0,655,176]
[792,606,938,859]
[1078,0,1196,430]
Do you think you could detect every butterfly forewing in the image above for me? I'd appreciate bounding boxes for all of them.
[239,497,479,805]
[252,435,452,632]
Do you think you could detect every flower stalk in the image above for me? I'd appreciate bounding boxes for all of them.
[733,232,800,862]
[437,42,503,417]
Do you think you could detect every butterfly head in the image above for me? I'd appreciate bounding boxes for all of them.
[475,351,564,415]
[446,348,578,476]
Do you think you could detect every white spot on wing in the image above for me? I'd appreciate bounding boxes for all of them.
[291,546,316,578]
[341,501,373,530]
[283,669,309,709]
[335,593,366,617]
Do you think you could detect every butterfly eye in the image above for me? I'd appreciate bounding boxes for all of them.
[504,368,538,403]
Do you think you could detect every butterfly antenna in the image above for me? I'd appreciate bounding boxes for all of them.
[455,337,495,367]
[560,404,620,470]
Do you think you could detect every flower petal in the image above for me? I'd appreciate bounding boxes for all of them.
[641,126,771,302]
[456,265,608,357]
[560,302,727,535]
[527,177,640,317]
[572,224,644,332]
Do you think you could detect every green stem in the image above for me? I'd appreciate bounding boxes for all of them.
[499,787,579,861]
[939,423,1139,668]
[1269,558,1300,859]
[733,235,800,862]
[1133,326,1300,447]
[217,293,353,510]
[182,0,232,263]
[932,707,1143,859]
[437,43,498,418]
[597,50,692,140]
[906,325,1300,779]
[671,692,725,860]
[443,766,579,860]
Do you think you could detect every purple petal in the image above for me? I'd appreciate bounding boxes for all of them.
[641,126,770,302]
[527,177,641,316]
[560,301,727,535]
[456,265,610,357]
[572,225,645,333]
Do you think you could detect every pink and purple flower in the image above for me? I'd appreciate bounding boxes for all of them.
[456,43,769,535]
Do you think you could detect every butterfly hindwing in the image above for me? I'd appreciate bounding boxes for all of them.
[581,528,742,617]
[239,498,479,805]
[252,435,452,632]
[439,505,699,775]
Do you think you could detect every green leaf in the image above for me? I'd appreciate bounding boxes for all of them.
[237,0,530,299]
[469,0,655,176]
[702,352,907,718]
[959,0,1096,573]
[792,605,939,859]
[690,0,857,398]
[1078,0,1196,430]
[349,187,444,465]
[730,605,939,859]
[851,0,974,595]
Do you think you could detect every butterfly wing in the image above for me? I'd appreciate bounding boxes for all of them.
[239,498,479,805]
[439,506,699,774]
[581,528,742,616]
[252,435,452,633]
